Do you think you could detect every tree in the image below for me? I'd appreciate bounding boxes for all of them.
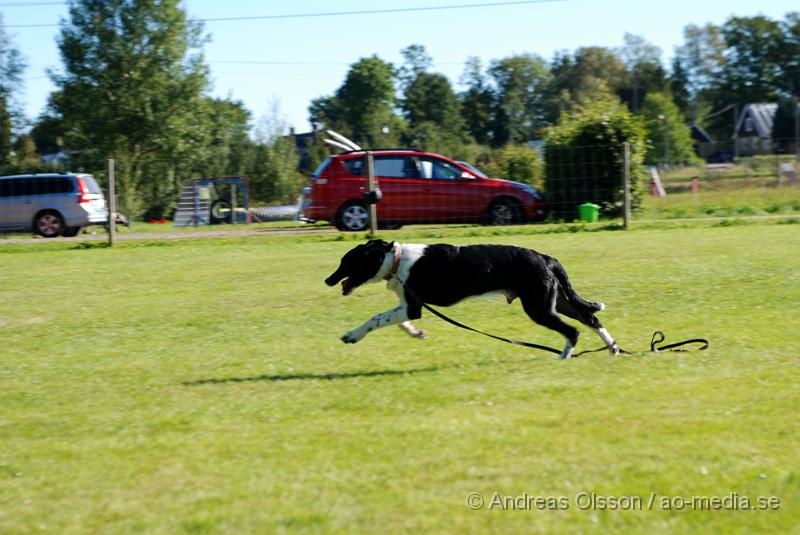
[641,92,700,166]
[252,99,303,203]
[618,33,667,113]
[398,43,433,91]
[673,23,727,120]
[403,73,463,132]
[0,14,26,166]
[52,0,211,216]
[401,68,468,155]
[459,56,494,146]
[548,47,628,120]
[488,54,552,144]
[200,97,253,178]
[308,55,402,147]
[778,12,800,98]
[718,15,783,103]
[544,91,646,220]
[669,57,692,117]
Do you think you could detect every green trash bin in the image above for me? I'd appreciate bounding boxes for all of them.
[578,202,600,223]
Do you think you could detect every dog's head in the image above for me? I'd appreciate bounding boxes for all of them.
[325,239,394,296]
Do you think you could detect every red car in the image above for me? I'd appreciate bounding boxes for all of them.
[303,149,547,231]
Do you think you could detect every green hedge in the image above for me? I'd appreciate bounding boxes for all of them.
[544,95,646,220]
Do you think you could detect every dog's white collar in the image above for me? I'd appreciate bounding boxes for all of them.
[383,244,402,282]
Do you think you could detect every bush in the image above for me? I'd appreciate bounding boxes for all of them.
[478,144,543,188]
[544,93,646,220]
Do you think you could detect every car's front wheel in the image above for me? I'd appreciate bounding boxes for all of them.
[35,211,65,238]
[486,199,522,225]
[336,201,370,231]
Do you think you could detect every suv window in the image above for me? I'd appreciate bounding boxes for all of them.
[81,175,102,194]
[374,156,418,178]
[0,177,74,197]
[418,157,462,180]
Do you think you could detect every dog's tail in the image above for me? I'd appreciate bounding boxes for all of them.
[548,258,605,313]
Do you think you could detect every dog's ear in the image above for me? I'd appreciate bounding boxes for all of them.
[366,239,393,252]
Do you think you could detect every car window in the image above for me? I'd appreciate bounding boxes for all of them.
[374,156,418,178]
[343,157,364,176]
[0,179,25,197]
[457,161,487,178]
[311,158,331,180]
[80,176,102,194]
[418,157,462,180]
[0,177,74,197]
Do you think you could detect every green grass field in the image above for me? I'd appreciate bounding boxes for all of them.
[1,222,799,534]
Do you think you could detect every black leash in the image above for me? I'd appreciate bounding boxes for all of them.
[400,278,709,357]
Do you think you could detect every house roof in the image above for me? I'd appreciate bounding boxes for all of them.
[690,124,714,143]
[733,103,777,139]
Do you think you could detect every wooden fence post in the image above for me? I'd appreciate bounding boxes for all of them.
[623,143,631,230]
[366,151,378,235]
[107,158,116,247]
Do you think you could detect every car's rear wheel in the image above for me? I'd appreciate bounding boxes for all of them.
[486,199,522,225]
[336,201,370,231]
[35,211,65,238]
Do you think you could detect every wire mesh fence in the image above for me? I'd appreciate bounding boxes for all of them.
[631,141,800,223]
[83,138,800,232]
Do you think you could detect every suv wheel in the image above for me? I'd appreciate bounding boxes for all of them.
[487,199,521,226]
[35,211,65,238]
[336,201,370,231]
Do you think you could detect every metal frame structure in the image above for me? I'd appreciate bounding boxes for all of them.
[174,176,250,227]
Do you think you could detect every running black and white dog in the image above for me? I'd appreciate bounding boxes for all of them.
[324,240,619,359]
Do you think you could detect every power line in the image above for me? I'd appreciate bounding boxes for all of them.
[209,60,465,66]
[0,1,63,6]
[214,71,343,78]
[701,104,735,121]
[5,0,564,28]
[198,0,564,23]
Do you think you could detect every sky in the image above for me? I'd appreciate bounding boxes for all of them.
[3,0,798,135]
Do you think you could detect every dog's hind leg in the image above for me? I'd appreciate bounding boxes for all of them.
[399,321,428,339]
[520,287,579,359]
[556,293,619,355]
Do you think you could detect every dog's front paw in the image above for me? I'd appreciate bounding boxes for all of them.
[341,330,364,344]
[414,329,428,340]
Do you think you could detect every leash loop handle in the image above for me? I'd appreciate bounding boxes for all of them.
[651,330,709,352]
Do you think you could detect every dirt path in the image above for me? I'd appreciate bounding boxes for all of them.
[2,213,798,245]
[0,226,337,244]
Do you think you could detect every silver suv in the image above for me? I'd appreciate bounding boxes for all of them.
[0,173,109,237]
